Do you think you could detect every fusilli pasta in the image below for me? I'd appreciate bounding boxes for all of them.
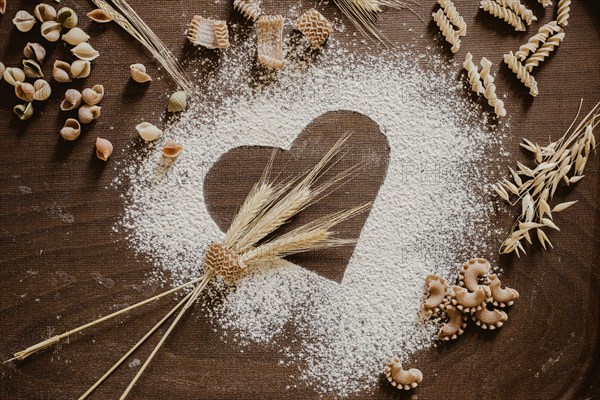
[538,0,552,8]
[515,21,561,61]
[524,30,565,71]
[496,0,537,26]
[557,0,570,27]
[480,57,506,117]
[463,52,484,95]
[438,0,467,36]
[432,8,461,53]
[480,1,526,31]
[504,51,539,97]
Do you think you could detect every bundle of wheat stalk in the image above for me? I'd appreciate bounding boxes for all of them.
[334,0,422,44]
[92,0,194,95]
[5,134,370,399]
[494,101,599,256]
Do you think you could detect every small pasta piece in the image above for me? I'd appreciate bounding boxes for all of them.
[524,30,565,72]
[496,0,536,26]
[257,15,285,70]
[437,0,467,36]
[480,57,506,117]
[504,51,539,97]
[538,0,552,7]
[515,21,561,61]
[432,9,461,53]
[187,16,230,49]
[463,52,484,95]
[234,0,262,23]
[557,0,570,27]
[480,1,526,32]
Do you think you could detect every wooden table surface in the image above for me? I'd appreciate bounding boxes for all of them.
[1,1,599,399]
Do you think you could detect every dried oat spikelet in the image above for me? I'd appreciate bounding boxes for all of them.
[422,274,449,314]
[87,9,114,23]
[79,105,102,124]
[187,16,230,49]
[233,0,262,22]
[503,51,538,97]
[82,85,105,105]
[487,275,519,307]
[130,63,152,83]
[23,42,46,64]
[450,285,491,313]
[41,21,63,42]
[437,304,467,340]
[524,30,565,72]
[458,258,490,292]
[515,21,562,61]
[496,0,536,26]
[384,357,423,390]
[52,61,72,83]
[162,140,183,158]
[14,103,34,121]
[95,137,113,161]
[257,15,285,70]
[473,306,508,329]
[4,67,25,86]
[13,10,36,32]
[34,4,56,22]
[62,28,91,46]
[556,0,570,27]
[61,89,83,111]
[437,0,467,36]
[70,60,91,79]
[293,9,333,48]
[432,9,460,53]
[463,52,484,95]
[33,79,51,101]
[480,57,506,117]
[480,1,525,32]
[60,118,81,141]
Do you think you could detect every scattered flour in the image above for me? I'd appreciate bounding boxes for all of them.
[117,27,507,397]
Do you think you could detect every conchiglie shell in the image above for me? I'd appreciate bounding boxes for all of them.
[87,9,113,23]
[383,357,423,390]
[22,59,44,79]
[61,89,83,111]
[473,306,508,329]
[41,20,63,42]
[15,82,35,102]
[458,258,490,292]
[162,140,183,158]
[53,60,73,83]
[13,103,34,121]
[13,10,36,32]
[62,27,90,46]
[82,84,105,105]
[33,79,51,101]
[167,91,187,112]
[130,63,152,83]
[60,118,81,141]
[96,137,113,161]
[70,60,91,79]
[71,42,100,61]
[79,105,101,124]
[57,7,78,29]
[34,4,57,22]
[4,67,26,86]
[136,122,162,141]
[23,42,46,63]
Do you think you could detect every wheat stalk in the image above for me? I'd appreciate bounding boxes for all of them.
[494,100,599,256]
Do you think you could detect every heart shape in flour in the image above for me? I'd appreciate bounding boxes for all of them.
[204,111,390,283]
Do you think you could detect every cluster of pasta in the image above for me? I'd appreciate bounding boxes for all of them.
[432,0,466,53]
[463,52,506,117]
[480,0,536,31]
[422,258,520,340]
[504,0,570,96]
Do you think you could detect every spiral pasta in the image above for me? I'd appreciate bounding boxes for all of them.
[496,0,537,26]
[480,57,506,117]
[515,21,561,61]
[524,30,565,71]
[437,0,467,36]
[538,0,552,8]
[557,0,570,27]
[463,52,484,95]
[504,51,539,97]
[432,8,461,53]
[480,1,526,32]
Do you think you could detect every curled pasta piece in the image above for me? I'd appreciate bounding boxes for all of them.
[437,0,467,36]
[436,305,467,340]
[432,9,461,53]
[480,58,506,117]
[504,51,539,97]
[557,0,570,27]
[422,274,449,314]
[384,357,423,390]
[450,285,491,313]
[524,30,565,72]
[515,21,561,61]
[257,15,285,70]
[496,0,536,25]
[463,52,484,95]
[458,258,491,291]
[473,306,508,329]
[487,274,520,307]
[480,1,526,32]
[538,0,552,8]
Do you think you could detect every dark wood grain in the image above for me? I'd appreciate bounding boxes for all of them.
[1,1,599,399]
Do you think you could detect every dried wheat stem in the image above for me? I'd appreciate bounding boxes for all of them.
[4,277,203,363]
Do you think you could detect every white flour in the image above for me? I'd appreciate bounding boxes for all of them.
[118,28,506,396]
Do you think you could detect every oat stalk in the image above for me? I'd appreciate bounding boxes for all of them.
[494,100,599,256]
